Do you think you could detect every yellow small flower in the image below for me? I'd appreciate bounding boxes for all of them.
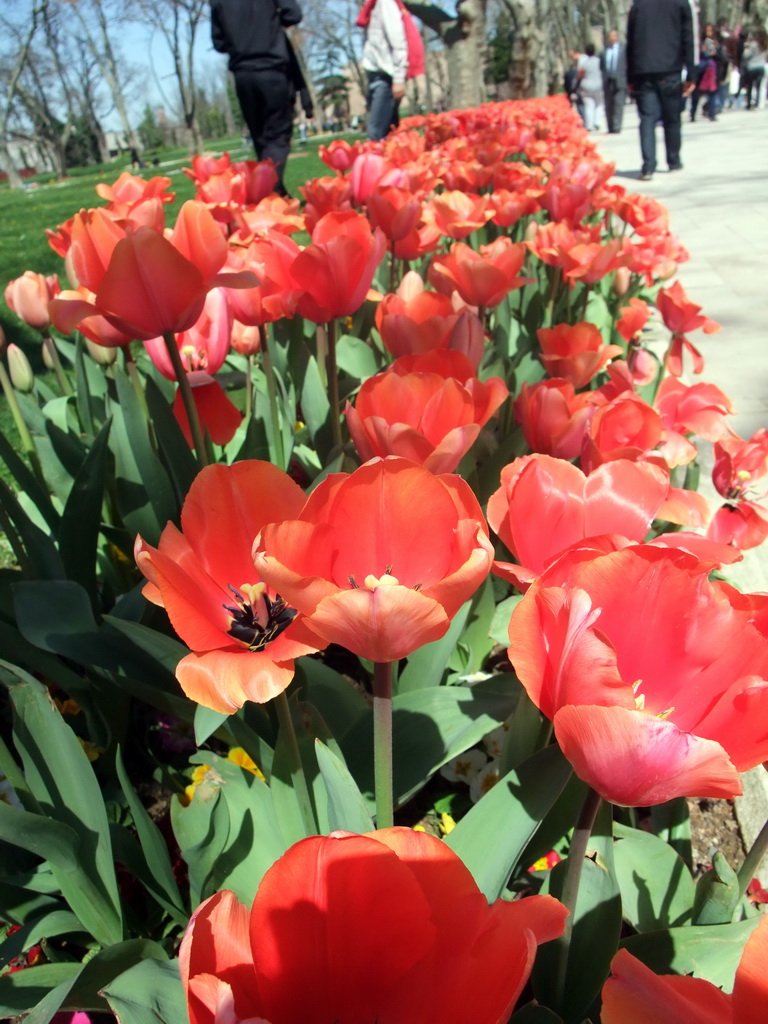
[227,747,265,781]
[78,738,104,762]
[438,812,457,835]
[54,697,81,716]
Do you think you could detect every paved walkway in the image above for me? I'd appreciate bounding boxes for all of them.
[597,104,768,868]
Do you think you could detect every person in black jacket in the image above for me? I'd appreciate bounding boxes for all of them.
[211,0,303,195]
[626,0,696,180]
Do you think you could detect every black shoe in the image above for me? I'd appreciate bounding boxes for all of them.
[668,164,683,172]
[640,171,653,181]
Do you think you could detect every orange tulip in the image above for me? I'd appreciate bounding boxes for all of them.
[181,828,568,1024]
[488,455,671,589]
[50,202,255,342]
[428,190,493,239]
[345,351,508,473]
[601,916,768,1024]
[135,461,323,712]
[508,544,768,805]
[514,379,594,461]
[367,184,423,242]
[538,321,622,389]
[292,210,386,323]
[254,457,494,662]
[428,238,532,308]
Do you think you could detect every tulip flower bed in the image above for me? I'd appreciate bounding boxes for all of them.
[2,93,768,1024]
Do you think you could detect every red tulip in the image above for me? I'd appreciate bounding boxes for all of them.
[538,321,622,389]
[5,271,60,331]
[224,230,302,327]
[180,828,568,1024]
[616,298,650,344]
[95,171,175,212]
[135,461,323,712]
[601,916,768,1024]
[318,138,362,173]
[254,457,494,662]
[428,238,532,308]
[144,288,232,379]
[488,455,671,589]
[514,379,594,461]
[292,210,386,323]
[656,280,720,337]
[172,373,242,448]
[345,351,508,473]
[299,175,353,233]
[367,185,423,242]
[582,392,663,470]
[50,202,255,342]
[508,544,768,805]
[428,190,493,240]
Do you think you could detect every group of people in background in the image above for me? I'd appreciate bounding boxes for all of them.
[689,20,767,121]
[566,17,767,137]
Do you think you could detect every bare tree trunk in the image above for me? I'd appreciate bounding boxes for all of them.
[501,0,545,97]
[66,0,142,152]
[0,2,46,188]
[406,1,488,109]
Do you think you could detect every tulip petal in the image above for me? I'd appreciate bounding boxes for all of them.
[732,916,768,1024]
[601,949,731,1024]
[249,834,436,1024]
[308,584,450,662]
[554,704,741,805]
[176,648,296,712]
[180,891,263,1024]
[180,462,306,593]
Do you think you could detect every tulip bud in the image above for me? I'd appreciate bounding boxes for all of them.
[524,221,539,243]
[85,338,118,365]
[41,336,56,370]
[613,266,631,297]
[7,344,34,392]
[231,320,261,356]
[396,270,425,302]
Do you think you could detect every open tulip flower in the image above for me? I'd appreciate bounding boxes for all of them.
[508,543,768,806]
[292,210,386,323]
[180,828,567,1024]
[488,455,674,589]
[253,457,494,662]
[538,321,623,389]
[135,461,324,712]
[428,237,533,309]
[345,350,508,473]
[49,201,255,342]
[601,915,768,1024]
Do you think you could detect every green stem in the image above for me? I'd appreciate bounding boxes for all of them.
[315,323,328,387]
[553,787,603,1008]
[123,347,151,423]
[258,324,286,470]
[736,813,768,904]
[372,660,394,829]
[163,332,208,469]
[0,500,31,575]
[274,691,315,836]
[245,354,254,420]
[389,240,397,293]
[42,335,73,395]
[546,265,560,325]
[326,319,343,451]
[0,363,46,489]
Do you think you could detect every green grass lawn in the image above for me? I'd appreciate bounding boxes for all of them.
[0,130,358,460]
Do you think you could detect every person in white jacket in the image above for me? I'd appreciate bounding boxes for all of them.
[357,0,408,140]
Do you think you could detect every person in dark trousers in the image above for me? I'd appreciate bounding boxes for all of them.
[626,0,696,181]
[211,0,303,196]
[600,29,627,133]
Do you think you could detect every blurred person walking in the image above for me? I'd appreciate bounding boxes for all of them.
[211,0,303,196]
[627,0,696,180]
[742,31,768,110]
[601,29,627,133]
[577,44,605,131]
